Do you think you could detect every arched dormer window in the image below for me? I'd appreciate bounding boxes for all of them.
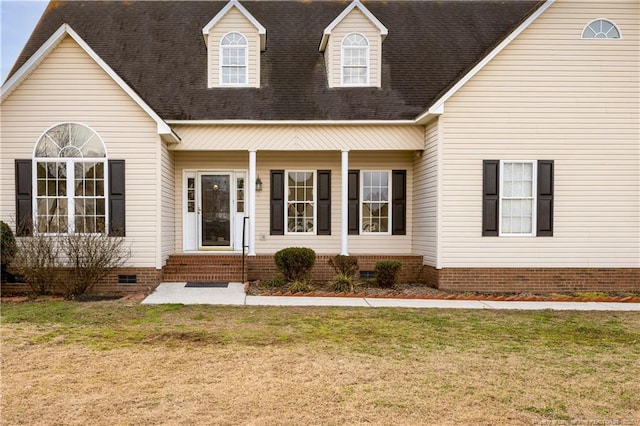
[341,33,369,85]
[582,19,621,39]
[220,32,248,85]
[33,123,108,234]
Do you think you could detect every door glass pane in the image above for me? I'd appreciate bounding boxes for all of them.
[201,175,231,247]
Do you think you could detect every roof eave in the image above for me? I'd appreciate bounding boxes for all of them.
[415,0,555,124]
[1,23,179,144]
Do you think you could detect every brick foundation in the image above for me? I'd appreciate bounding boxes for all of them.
[0,267,161,296]
[247,254,424,283]
[431,266,640,293]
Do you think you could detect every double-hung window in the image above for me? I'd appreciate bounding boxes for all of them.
[341,33,369,85]
[361,171,390,233]
[500,161,536,236]
[33,123,107,234]
[220,32,248,85]
[286,171,315,233]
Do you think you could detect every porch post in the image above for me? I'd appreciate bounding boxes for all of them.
[341,149,349,255]
[248,150,257,256]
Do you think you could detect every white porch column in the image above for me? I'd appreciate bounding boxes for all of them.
[248,150,257,256]
[341,149,349,255]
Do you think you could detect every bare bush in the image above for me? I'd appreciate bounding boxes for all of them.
[10,234,64,296]
[62,233,131,298]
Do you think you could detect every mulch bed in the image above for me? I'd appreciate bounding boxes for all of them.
[248,281,640,303]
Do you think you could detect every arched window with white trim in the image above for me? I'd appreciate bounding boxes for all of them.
[33,123,107,234]
[220,32,248,85]
[341,33,369,85]
[582,19,621,39]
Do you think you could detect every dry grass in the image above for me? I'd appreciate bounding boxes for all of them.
[1,300,639,425]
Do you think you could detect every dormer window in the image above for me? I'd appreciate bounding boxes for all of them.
[319,0,387,88]
[202,0,266,88]
[342,33,369,85]
[582,19,621,39]
[221,32,248,85]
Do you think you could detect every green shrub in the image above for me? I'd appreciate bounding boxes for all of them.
[0,221,17,269]
[0,221,18,280]
[328,255,359,278]
[375,260,402,288]
[262,276,286,289]
[289,280,313,293]
[274,247,316,283]
[328,273,360,293]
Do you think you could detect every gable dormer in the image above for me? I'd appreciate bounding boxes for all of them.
[319,0,387,88]
[203,0,266,88]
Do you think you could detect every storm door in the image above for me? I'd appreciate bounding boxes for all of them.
[199,173,232,248]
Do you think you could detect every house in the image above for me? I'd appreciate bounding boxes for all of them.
[1,0,638,294]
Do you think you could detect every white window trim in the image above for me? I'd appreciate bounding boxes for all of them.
[33,157,109,236]
[32,123,109,236]
[340,33,370,87]
[219,32,249,87]
[360,170,391,235]
[284,170,317,235]
[498,160,537,237]
[581,18,622,40]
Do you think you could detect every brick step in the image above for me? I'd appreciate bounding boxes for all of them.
[162,265,244,271]
[165,255,244,266]
[163,254,246,282]
[163,274,244,282]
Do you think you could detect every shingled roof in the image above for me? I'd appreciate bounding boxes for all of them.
[10,1,542,121]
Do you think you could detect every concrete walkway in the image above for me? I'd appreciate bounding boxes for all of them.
[142,283,640,311]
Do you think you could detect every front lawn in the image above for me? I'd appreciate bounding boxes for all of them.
[1,300,639,425]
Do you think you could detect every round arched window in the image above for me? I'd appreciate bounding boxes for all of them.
[582,19,621,39]
[35,123,106,158]
[33,123,107,234]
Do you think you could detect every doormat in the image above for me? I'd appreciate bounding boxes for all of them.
[185,282,229,288]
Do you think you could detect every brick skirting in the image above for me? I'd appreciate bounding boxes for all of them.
[0,267,161,296]
[247,254,424,284]
[426,266,640,292]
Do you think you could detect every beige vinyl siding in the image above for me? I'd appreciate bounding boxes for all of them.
[0,36,161,268]
[173,151,413,254]
[439,0,639,268]
[170,125,423,151]
[412,119,438,266]
[326,8,382,88]
[160,142,175,264]
[208,7,260,88]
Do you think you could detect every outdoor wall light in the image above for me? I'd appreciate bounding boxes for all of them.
[255,177,263,191]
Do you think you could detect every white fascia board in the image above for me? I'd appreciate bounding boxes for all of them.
[165,119,416,126]
[202,0,267,50]
[414,0,555,125]
[1,24,179,143]
[1,25,68,100]
[319,0,388,52]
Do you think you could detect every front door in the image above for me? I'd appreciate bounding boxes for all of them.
[199,173,232,248]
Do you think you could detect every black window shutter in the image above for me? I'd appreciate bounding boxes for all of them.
[348,170,359,235]
[391,170,406,235]
[15,160,32,236]
[108,160,126,236]
[537,160,554,236]
[482,160,500,236]
[317,170,331,235]
[270,170,285,235]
